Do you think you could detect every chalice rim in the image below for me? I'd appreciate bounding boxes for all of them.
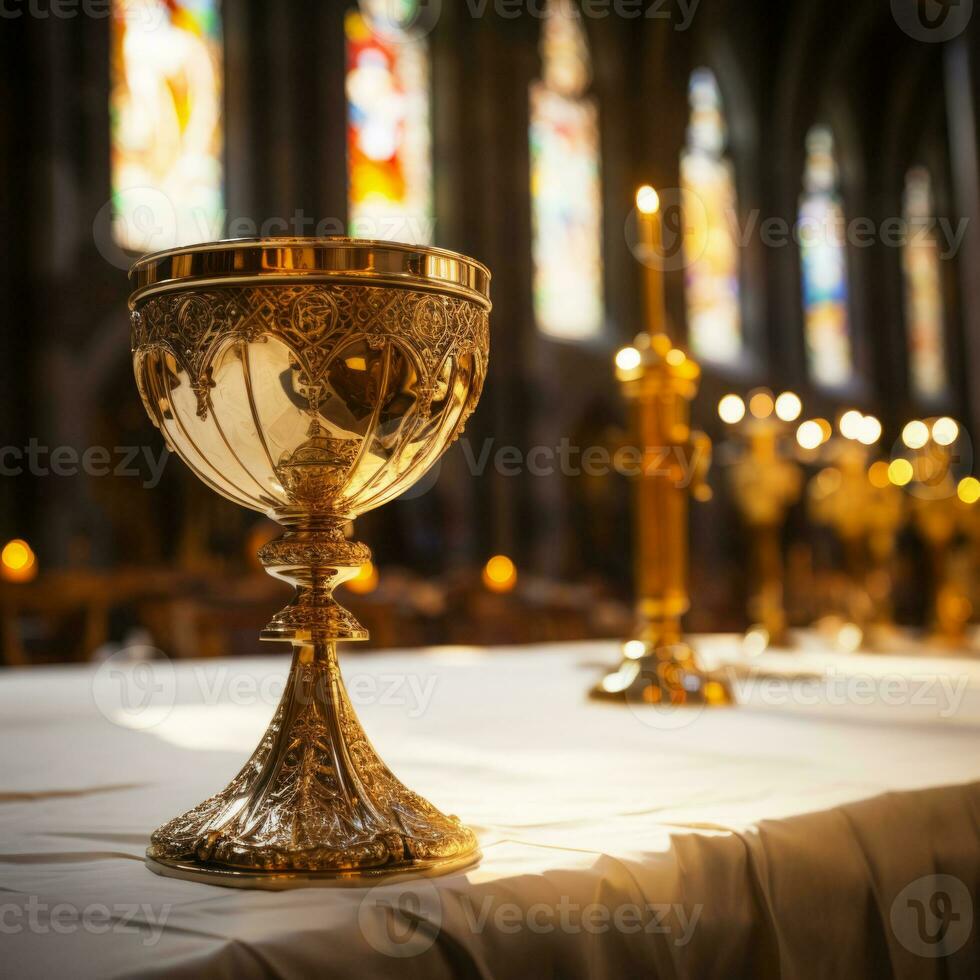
[128,236,492,310]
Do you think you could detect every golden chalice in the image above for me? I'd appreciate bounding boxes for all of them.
[129,238,490,887]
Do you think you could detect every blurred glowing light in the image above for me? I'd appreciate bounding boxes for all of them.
[483,555,517,593]
[837,623,863,653]
[665,348,686,367]
[636,184,660,214]
[346,561,379,595]
[748,390,774,419]
[1,539,36,583]
[623,639,646,660]
[718,394,746,425]
[958,476,980,504]
[774,392,802,422]
[839,409,864,440]
[615,346,642,372]
[742,626,769,656]
[932,416,959,446]
[868,461,890,489]
[796,420,824,450]
[888,458,914,486]
[902,420,929,449]
[856,415,882,446]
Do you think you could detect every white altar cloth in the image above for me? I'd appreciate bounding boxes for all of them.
[1,640,978,978]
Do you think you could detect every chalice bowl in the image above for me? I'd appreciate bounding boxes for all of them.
[129,238,490,887]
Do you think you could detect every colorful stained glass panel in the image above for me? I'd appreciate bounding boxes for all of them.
[681,69,742,364]
[345,9,433,245]
[110,0,224,253]
[530,1,604,340]
[902,167,947,400]
[800,126,853,388]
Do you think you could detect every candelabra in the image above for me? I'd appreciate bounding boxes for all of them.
[904,418,974,646]
[718,389,803,648]
[592,331,729,704]
[807,411,906,650]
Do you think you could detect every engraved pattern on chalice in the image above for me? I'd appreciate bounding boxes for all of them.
[129,239,490,886]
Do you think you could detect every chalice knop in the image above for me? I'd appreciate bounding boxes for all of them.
[129,239,490,887]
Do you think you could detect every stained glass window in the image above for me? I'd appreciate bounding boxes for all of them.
[529,0,604,340]
[110,0,224,253]
[902,167,947,400]
[680,68,742,364]
[799,125,853,388]
[345,2,433,245]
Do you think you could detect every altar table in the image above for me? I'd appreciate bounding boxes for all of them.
[1,640,978,978]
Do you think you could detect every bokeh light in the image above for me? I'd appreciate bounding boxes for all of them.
[957,476,980,504]
[615,346,641,372]
[483,555,518,593]
[346,561,379,595]
[796,420,825,450]
[636,185,660,214]
[748,390,774,419]
[718,394,746,424]
[932,416,959,446]
[774,392,802,422]
[888,458,914,486]
[839,409,863,440]
[902,420,929,449]
[1,539,37,583]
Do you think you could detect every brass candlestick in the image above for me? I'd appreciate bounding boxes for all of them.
[719,390,804,647]
[592,333,728,704]
[905,418,973,646]
[807,411,906,649]
[130,238,489,887]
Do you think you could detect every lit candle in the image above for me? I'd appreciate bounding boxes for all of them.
[635,184,666,336]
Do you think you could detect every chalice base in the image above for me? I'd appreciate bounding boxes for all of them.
[145,641,480,888]
[590,641,734,706]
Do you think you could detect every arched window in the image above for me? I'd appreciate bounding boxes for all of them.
[681,68,742,365]
[345,1,433,245]
[110,0,224,253]
[799,125,853,388]
[902,167,947,400]
[529,0,604,340]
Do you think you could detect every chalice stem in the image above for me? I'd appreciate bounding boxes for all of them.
[147,627,479,879]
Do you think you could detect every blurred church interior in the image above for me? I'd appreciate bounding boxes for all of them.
[1,0,979,666]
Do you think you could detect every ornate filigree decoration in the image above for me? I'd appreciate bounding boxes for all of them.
[130,248,488,885]
[147,648,477,872]
[132,283,489,425]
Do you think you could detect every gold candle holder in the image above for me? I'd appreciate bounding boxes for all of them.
[807,411,906,650]
[592,333,728,705]
[905,418,973,647]
[130,238,489,888]
[719,390,804,648]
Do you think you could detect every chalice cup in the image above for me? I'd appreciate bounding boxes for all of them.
[129,238,490,887]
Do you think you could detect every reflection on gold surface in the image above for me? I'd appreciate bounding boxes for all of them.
[131,238,490,887]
